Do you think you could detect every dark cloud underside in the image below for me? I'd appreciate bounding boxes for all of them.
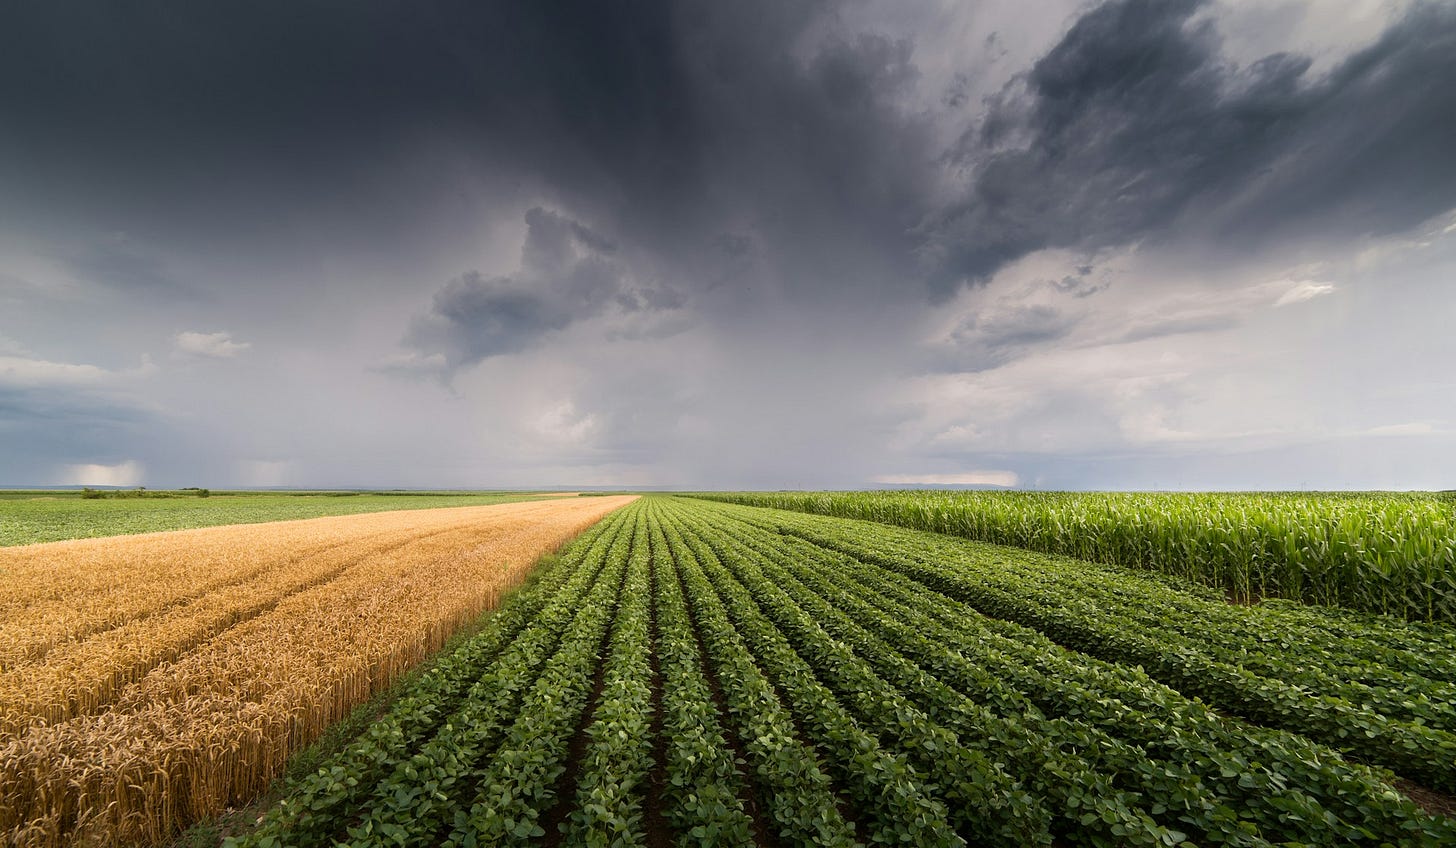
[6,0,1453,301]
[404,208,689,371]
[925,0,1456,290]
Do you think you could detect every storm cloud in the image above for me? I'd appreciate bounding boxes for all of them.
[925,0,1456,290]
[6,1,1453,300]
[2,0,1454,488]
[400,208,687,374]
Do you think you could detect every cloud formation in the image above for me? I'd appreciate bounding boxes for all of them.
[923,0,1456,290]
[4,0,1452,307]
[0,0,1453,489]
[402,208,685,375]
[0,352,155,388]
[1274,281,1336,306]
[174,331,250,359]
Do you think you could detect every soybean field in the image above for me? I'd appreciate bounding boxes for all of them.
[225,497,1456,848]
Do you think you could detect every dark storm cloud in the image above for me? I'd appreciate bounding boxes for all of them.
[2,0,1454,490]
[402,208,683,372]
[923,0,1456,291]
[409,275,581,364]
[0,387,149,430]
[0,385,159,483]
[2,0,1453,343]
[0,0,937,302]
[0,0,705,257]
[940,303,1082,372]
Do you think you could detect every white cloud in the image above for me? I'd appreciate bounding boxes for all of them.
[927,424,981,447]
[1364,422,1438,437]
[928,250,1344,371]
[1209,0,1416,76]
[530,400,599,446]
[64,460,144,487]
[891,221,1456,486]
[1273,280,1336,306]
[0,353,154,388]
[173,330,250,359]
[0,355,109,388]
[873,471,1019,487]
[898,250,1372,463]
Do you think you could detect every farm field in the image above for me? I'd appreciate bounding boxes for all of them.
[224,496,1456,848]
[690,490,1456,623]
[11,3,1452,846]
[0,490,580,547]
[0,496,636,848]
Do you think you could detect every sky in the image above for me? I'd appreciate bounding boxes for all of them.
[2,0,1454,490]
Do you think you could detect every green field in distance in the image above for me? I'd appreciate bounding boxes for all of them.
[0,490,575,546]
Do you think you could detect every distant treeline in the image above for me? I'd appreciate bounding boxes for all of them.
[80,488,210,499]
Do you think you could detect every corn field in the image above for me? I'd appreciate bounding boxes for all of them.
[0,496,636,848]
[689,491,1456,622]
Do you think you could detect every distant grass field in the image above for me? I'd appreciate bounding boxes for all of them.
[0,490,576,546]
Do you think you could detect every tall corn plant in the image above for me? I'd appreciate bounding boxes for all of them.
[687,490,1456,624]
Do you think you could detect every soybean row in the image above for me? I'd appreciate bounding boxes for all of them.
[228,497,1455,847]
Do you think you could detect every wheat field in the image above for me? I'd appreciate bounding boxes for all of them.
[0,495,636,848]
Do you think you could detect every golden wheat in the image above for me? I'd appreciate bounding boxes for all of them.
[0,503,563,670]
[0,496,636,848]
[0,508,574,734]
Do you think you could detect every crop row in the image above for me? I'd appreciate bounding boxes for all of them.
[663,499,1453,845]
[719,502,1456,790]
[0,497,635,848]
[240,504,635,848]
[240,501,773,848]
[688,490,1456,622]
[233,497,1454,847]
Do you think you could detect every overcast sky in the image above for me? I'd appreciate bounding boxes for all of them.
[2,0,1454,490]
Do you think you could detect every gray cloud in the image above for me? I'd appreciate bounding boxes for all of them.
[943,303,1083,371]
[2,1,1454,489]
[8,0,1447,306]
[66,236,195,296]
[0,0,936,310]
[1115,313,1242,345]
[1050,266,1109,298]
[402,208,681,373]
[923,0,1456,291]
[409,275,579,366]
[0,384,161,485]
